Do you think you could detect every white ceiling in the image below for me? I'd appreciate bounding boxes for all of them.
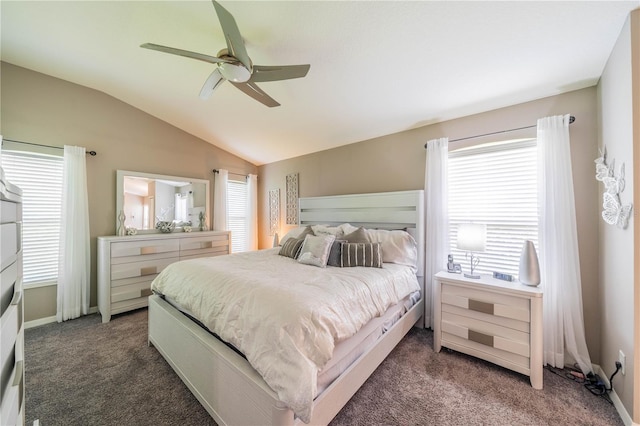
[2,1,638,166]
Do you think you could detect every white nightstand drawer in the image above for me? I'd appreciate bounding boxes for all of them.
[441,315,530,357]
[441,303,530,333]
[111,240,179,259]
[111,257,177,281]
[442,283,530,322]
[442,333,530,373]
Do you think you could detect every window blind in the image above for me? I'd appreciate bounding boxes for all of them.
[227,179,248,253]
[448,139,538,276]
[1,150,64,286]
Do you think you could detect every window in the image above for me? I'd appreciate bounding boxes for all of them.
[448,139,538,276]
[227,178,248,253]
[1,150,64,286]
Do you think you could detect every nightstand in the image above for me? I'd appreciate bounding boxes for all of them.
[433,271,543,389]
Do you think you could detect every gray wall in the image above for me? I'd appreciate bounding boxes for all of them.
[597,9,639,419]
[0,62,258,322]
[258,87,602,368]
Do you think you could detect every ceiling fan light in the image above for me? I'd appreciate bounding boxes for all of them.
[219,62,251,83]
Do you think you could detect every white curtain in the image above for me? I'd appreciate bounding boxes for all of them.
[213,169,228,231]
[246,174,258,250]
[537,114,593,374]
[425,137,449,328]
[56,145,90,322]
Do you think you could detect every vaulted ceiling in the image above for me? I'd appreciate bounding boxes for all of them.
[2,1,638,165]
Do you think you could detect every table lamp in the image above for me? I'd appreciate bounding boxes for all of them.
[456,223,486,279]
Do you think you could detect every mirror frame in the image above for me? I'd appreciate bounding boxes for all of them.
[116,170,211,234]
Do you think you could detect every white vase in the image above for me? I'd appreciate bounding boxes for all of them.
[519,240,540,286]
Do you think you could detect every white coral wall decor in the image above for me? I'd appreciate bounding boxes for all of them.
[595,147,633,229]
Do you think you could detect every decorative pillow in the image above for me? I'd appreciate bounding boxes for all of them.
[279,226,314,246]
[339,223,359,235]
[311,224,344,238]
[326,239,347,267]
[340,242,383,268]
[366,229,417,271]
[278,238,304,259]
[297,234,336,268]
[342,227,369,243]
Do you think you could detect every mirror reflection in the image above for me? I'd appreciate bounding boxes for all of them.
[116,170,210,233]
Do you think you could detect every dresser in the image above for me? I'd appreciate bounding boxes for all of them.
[98,231,231,323]
[1,169,25,425]
[433,271,543,389]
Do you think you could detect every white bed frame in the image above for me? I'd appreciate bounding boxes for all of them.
[148,190,425,425]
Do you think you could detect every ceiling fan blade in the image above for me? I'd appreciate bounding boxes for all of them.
[212,0,252,71]
[141,43,229,65]
[231,81,280,107]
[199,69,226,100]
[250,64,310,83]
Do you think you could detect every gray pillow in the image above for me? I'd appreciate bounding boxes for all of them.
[342,227,369,243]
[327,239,347,267]
[340,242,383,268]
[278,238,304,259]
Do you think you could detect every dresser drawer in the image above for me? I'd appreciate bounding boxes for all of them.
[111,296,149,315]
[0,224,18,272]
[0,360,23,425]
[111,257,177,281]
[1,262,18,318]
[441,282,530,322]
[1,297,21,380]
[180,234,230,258]
[111,280,154,303]
[111,240,179,259]
[0,201,18,224]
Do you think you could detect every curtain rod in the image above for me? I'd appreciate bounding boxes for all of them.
[424,115,575,148]
[212,169,249,178]
[2,138,97,156]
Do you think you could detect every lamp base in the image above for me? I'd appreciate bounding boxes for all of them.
[464,273,481,279]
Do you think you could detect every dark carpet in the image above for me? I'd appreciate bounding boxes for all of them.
[25,308,623,426]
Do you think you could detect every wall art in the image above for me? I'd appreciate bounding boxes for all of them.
[286,173,299,225]
[269,188,280,236]
[595,147,632,229]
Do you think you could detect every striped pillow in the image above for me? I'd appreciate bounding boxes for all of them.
[340,242,383,268]
[278,238,304,259]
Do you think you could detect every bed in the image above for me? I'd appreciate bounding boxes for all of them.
[148,190,425,425]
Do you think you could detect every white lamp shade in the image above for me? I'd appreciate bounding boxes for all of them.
[456,223,486,252]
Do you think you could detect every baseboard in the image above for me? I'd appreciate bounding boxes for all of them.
[25,306,98,329]
[593,363,633,425]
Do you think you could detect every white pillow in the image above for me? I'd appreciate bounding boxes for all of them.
[297,234,336,268]
[366,229,418,271]
[311,224,344,238]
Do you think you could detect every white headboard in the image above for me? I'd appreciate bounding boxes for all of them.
[298,190,425,278]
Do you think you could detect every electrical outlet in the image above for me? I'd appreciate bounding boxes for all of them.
[619,350,626,375]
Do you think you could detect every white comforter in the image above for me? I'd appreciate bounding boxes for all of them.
[151,248,420,423]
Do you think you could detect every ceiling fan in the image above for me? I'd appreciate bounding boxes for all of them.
[141,0,310,107]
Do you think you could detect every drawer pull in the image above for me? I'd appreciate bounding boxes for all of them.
[140,266,157,276]
[10,291,22,306]
[140,247,157,255]
[469,299,494,315]
[468,330,494,347]
[140,288,153,297]
[200,241,213,249]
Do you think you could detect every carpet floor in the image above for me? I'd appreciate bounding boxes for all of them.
[25,308,623,426]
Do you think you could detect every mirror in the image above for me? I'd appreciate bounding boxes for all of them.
[116,170,210,234]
